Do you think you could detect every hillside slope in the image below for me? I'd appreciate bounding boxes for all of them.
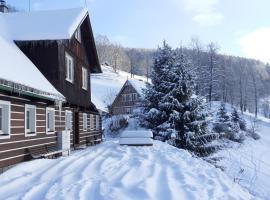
[210,102,270,199]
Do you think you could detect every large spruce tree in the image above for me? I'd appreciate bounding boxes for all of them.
[140,42,216,156]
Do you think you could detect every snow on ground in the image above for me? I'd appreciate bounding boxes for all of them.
[210,102,270,199]
[0,140,253,200]
[91,65,147,112]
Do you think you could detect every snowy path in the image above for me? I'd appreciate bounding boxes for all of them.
[0,140,252,200]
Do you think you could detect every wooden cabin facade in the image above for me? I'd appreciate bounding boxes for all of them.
[111,80,145,115]
[0,8,103,170]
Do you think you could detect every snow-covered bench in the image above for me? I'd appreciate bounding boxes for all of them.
[119,130,153,146]
[28,144,69,159]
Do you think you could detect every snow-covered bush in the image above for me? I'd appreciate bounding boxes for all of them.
[213,105,247,143]
[108,115,128,134]
[213,102,231,134]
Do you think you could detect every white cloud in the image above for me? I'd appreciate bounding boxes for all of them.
[239,28,270,63]
[172,0,224,26]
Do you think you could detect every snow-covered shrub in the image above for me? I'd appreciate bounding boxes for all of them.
[231,107,246,131]
[213,102,231,134]
[108,115,128,134]
[212,123,230,133]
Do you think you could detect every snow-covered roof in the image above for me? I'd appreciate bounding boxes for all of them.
[0,8,87,41]
[0,18,65,101]
[128,79,147,96]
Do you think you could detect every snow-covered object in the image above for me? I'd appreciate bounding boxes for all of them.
[119,137,153,145]
[128,79,146,96]
[120,130,153,138]
[0,140,253,199]
[120,130,153,145]
[0,33,64,101]
[0,8,87,41]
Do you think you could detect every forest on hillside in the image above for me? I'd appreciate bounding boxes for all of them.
[95,35,270,117]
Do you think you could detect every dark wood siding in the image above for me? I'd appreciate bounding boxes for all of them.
[111,83,141,115]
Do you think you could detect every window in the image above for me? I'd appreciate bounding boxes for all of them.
[90,114,94,130]
[83,113,88,130]
[0,100,10,138]
[126,94,131,102]
[25,105,36,135]
[46,108,55,133]
[126,107,132,114]
[96,115,100,130]
[82,67,88,90]
[132,93,138,101]
[74,28,81,43]
[122,95,126,102]
[65,111,72,131]
[65,52,74,83]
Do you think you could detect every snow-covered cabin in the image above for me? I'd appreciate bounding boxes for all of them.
[0,6,102,170]
[111,79,146,115]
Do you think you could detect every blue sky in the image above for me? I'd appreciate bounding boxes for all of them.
[6,0,270,63]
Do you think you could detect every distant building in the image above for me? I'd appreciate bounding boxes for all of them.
[111,79,146,115]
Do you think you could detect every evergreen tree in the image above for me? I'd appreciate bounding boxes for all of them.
[216,102,230,124]
[140,42,215,156]
[139,41,177,138]
[231,107,240,123]
[166,54,215,156]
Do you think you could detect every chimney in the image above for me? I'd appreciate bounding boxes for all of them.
[0,0,8,13]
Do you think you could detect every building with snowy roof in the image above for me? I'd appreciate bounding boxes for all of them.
[111,79,146,115]
[0,4,103,170]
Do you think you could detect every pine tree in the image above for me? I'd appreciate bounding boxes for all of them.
[166,54,215,156]
[140,43,215,156]
[231,107,240,123]
[139,41,177,138]
[216,102,230,124]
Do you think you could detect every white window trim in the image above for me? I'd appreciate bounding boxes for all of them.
[75,28,81,43]
[65,110,72,131]
[0,100,11,139]
[46,107,55,134]
[25,104,36,137]
[96,115,99,130]
[65,52,74,83]
[82,67,88,90]
[89,114,93,130]
[83,113,88,131]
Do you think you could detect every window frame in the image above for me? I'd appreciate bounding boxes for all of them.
[90,114,94,130]
[0,100,11,139]
[83,113,88,131]
[96,115,99,130]
[46,107,55,134]
[65,110,72,131]
[25,104,36,137]
[74,28,81,43]
[65,52,74,83]
[82,67,88,90]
